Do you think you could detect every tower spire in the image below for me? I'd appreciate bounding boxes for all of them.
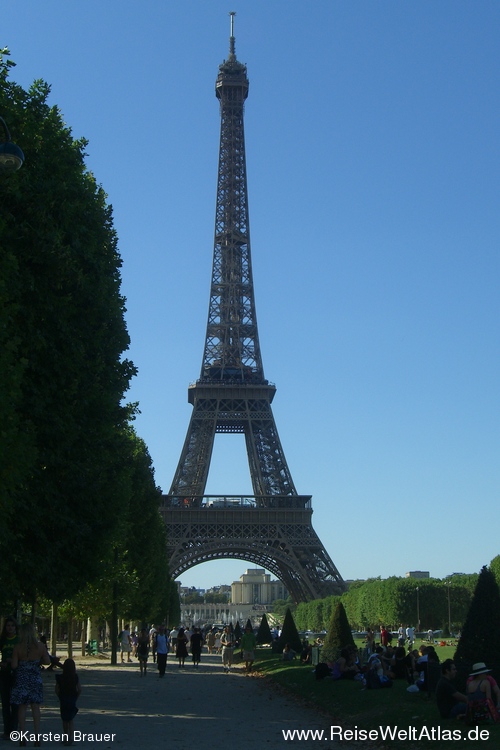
[229,11,236,59]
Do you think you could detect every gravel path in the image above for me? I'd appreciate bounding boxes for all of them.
[17,653,341,749]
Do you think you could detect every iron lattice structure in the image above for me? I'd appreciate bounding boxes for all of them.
[163,18,344,602]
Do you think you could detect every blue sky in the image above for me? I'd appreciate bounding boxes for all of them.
[5,1,499,591]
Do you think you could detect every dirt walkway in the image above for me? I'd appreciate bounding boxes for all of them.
[14,652,340,749]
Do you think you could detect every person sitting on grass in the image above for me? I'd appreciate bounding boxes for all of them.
[282,644,296,661]
[367,646,391,675]
[331,647,360,680]
[465,662,500,724]
[415,645,440,692]
[300,641,312,665]
[466,663,500,708]
[435,659,468,719]
[388,646,412,681]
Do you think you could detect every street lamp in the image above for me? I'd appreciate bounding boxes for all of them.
[0,116,24,173]
[447,581,452,634]
[416,586,420,632]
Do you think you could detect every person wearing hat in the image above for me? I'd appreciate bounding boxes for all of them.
[467,663,500,708]
[435,659,468,719]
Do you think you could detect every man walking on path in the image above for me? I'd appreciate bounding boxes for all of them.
[220,626,235,673]
[241,625,257,673]
[156,626,169,678]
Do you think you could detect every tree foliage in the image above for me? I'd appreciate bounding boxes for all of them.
[454,566,500,689]
[278,608,302,653]
[256,613,273,645]
[490,555,500,589]
[0,52,177,616]
[321,602,354,662]
[293,575,475,633]
[55,431,175,626]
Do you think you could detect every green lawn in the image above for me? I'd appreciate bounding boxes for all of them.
[253,646,500,749]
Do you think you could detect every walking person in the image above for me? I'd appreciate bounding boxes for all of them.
[176,628,188,668]
[0,617,19,740]
[55,658,81,746]
[169,627,178,656]
[155,627,169,678]
[149,625,157,664]
[206,629,215,655]
[241,625,257,673]
[119,625,132,663]
[220,626,235,673]
[190,627,204,668]
[10,624,51,746]
[136,629,150,677]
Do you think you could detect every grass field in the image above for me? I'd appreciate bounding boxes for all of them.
[253,643,500,749]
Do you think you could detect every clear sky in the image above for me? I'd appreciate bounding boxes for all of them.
[4,1,499,591]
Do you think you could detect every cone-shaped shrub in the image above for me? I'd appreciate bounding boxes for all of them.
[256,613,273,645]
[234,621,241,642]
[321,601,355,662]
[278,608,302,653]
[454,566,500,689]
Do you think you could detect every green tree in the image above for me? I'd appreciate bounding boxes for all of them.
[120,431,172,624]
[321,602,354,662]
[271,597,295,619]
[0,51,136,602]
[454,566,500,689]
[490,555,500,589]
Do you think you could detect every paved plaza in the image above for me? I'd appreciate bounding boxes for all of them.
[11,651,339,749]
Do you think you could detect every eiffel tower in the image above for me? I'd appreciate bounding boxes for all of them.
[161,14,345,602]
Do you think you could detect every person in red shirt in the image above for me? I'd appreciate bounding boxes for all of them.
[380,626,389,647]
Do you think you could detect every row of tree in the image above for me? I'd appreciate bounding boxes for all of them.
[266,564,500,689]
[0,50,178,628]
[292,570,495,632]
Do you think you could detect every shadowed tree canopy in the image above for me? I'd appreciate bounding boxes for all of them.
[60,430,176,626]
[454,566,500,689]
[0,51,136,602]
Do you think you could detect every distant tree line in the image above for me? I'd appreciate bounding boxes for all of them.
[293,572,484,632]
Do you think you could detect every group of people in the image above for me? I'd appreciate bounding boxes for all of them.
[316,630,499,726]
[436,660,500,723]
[0,617,81,746]
[119,622,257,675]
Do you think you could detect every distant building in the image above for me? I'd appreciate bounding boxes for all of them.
[231,568,287,604]
[179,585,205,597]
[406,571,430,579]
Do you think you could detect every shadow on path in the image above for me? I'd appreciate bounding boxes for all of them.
[29,654,334,748]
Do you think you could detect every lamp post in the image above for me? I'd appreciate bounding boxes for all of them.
[416,586,420,632]
[447,581,452,635]
[0,116,24,172]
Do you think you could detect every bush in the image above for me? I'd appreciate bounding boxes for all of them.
[321,601,355,662]
[256,613,273,645]
[454,566,500,689]
[278,608,302,654]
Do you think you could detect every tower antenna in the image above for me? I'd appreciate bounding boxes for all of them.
[229,11,236,58]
